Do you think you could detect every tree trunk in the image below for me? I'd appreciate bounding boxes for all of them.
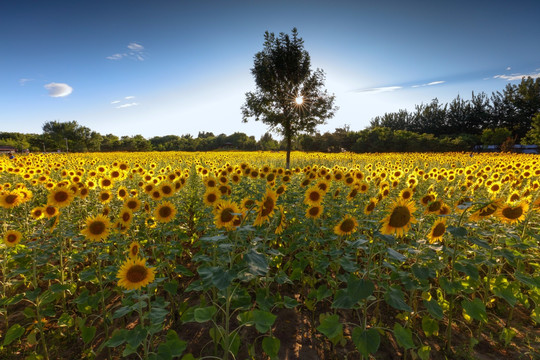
[286,134,291,169]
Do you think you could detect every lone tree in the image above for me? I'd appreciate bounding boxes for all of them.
[242,28,337,168]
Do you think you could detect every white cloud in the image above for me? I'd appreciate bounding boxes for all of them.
[107,42,145,61]
[356,86,402,93]
[124,96,135,99]
[412,80,445,88]
[19,78,33,86]
[111,100,121,104]
[44,82,73,97]
[506,66,511,71]
[116,102,138,108]
[493,72,540,81]
[127,42,143,51]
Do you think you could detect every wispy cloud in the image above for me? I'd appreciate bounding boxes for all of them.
[412,80,445,88]
[44,82,73,97]
[19,78,33,86]
[355,86,403,93]
[111,96,138,108]
[506,66,512,71]
[116,102,138,109]
[106,42,145,61]
[493,72,540,81]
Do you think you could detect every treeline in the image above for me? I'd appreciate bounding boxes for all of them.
[370,77,540,140]
[2,77,539,153]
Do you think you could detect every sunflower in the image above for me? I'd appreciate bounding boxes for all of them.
[30,206,45,220]
[204,176,218,188]
[3,230,22,247]
[469,201,500,222]
[425,200,443,214]
[99,176,114,189]
[118,208,134,227]
[124,197,142,212]
[420,193,436,207]
[154,201,177,223]
[254,188,278,226]
[128,241,142,259]
[487,181,503,197]
[305,204,324,219]
[399,188,414,201]
[117,257,155,291]
[364,197,378,215]
[241,198,256,212]
[213,200,241,230]
[81,214,111,241]
[159,182,175,198]
[99,190,112,204]
[0,190,22,209]
[203,188,221,207]
[47,186,75,208]
[334,215,358,236]
[304,186,324,206]
[438,203,451,215]
[380,199,417,237]
[496,201,529,224]
[43,205,59,218]
[276,184,287,196]
[427,219,446,244]
[275,205,286,235]
[117,186,129,200]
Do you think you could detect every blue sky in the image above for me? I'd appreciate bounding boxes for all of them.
[1,0,539,140]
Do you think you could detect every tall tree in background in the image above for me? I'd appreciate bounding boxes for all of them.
[242,28,337,168]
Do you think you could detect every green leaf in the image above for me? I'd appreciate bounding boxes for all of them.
[79,268,98,282]
[493,284,517,307]
[126,325,148,348]
[423,299,443,320]
[57,312,73,327]
[393,323,415,350]
[387,248,406,262]
[316,285,332,301]
[262,336,280,360]
[317,314,342,340]
[49,283,70,293]
[80,325,96,344]
[244,249,269,276]
[351,327,380,357]
[163,330,187,357]
[253,310,276,333]
[3,324,25,346]
[515,272,540,288]
[418,345,431,360]
[283,296,299,308]
[421,316,439,337]
[448,226,467,237]
[455,262,480,281]
[462,298,488,323]
[411,264,435,281]
[113,306,133,319]
[163,280,178,296]
[194,306,216,323]
[384,287,412,312]
[149,306,169,324]
[105,329,128,347]
[332,276,374,309]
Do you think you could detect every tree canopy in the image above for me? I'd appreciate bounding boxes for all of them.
[242,28,337,168]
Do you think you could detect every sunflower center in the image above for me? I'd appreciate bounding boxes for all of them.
[220,208,234,223]
[6,234,17,243]
[340,218,355,233]
[388,206,411,228]
[101,193,110,201]
[122,212,131,222]
[309,191,321,202]
[502,206,523,219]
[127,200,137,209]
[349,189,358,198]
[366,202,375,212]
[159,206,172,218]
[309,206,320,217]
[207,193,217,203]
[131,245,139,256]
[428,201,442,212]
[45,206,56,216]
[126,265,148,283]
[478,205,497,217]
[162,186,172,195]
[5,194,18,204]
[102,179,112,187]
[402,191,411,199]
[432,223,446,237]
[89,221,106,235]
[54,190,69,203]
[261,197,275,217]
[119,189,127,197]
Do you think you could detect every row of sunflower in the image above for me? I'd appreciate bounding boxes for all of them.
[0,151,539,359]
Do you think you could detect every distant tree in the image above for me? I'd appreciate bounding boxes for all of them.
[258,132,279,150]
[481,127,512,146]
[523,113,540,145]
[242,28,337,168]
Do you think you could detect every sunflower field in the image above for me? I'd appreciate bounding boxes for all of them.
[0,151,539,360]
